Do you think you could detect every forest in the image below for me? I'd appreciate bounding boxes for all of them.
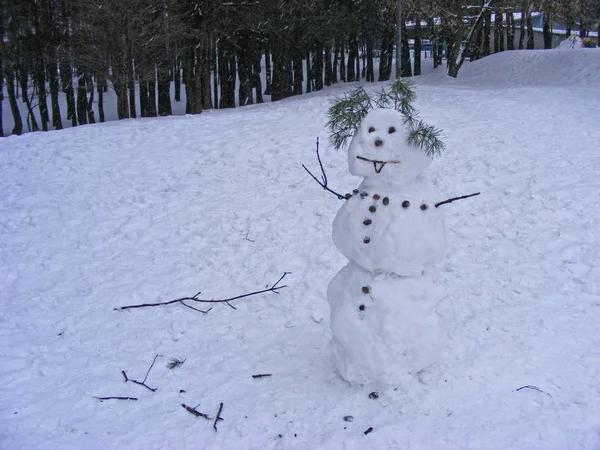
[1,0,599,137]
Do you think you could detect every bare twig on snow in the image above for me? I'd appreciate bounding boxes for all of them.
[213,402,224,432]
[435,192,480,208]
[122,354,161,392]
[116,273,290,313]
[182,403,212,419]
[93,396,138,401]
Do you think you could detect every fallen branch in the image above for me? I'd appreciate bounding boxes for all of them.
[516,385,551,397]
[213,403,224,432]
[252,373,272,379]
[116,273,290,313]
[302,138,347,201]
[94,396,138,401]
[122,355,161,392]
[435,192,480,208]
[182,403,211,419]
[364,427,374,435]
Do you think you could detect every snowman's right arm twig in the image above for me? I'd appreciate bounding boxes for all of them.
[302,138,347,201]
[435,192,480,208]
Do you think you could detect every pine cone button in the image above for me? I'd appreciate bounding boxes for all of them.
[359,305,365,311]
[382,197,389,205]
[402,200,410,208]
[363,237,371,243]
[369,205,376,213]
[345,193,352,199]
[373,194,381,200]
[362,286,370,294]
[363,219,372,225]
[420,204,428,210]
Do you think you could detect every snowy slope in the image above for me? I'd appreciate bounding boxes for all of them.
[450,48,600,87]
[1,50,600,449]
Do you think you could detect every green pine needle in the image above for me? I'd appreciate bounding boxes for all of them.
[167,357,186,369]
[407,120,446,158]
[326,78,445,158]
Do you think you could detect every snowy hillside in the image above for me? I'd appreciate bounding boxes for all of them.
[1,49,600,449]
[451,48,600,87]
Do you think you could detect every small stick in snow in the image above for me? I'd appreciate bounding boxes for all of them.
[122,354,161,392]
[302,138,347,201]
[435,192,480,208]
[244,230,255,243]
[252,373,272,378]
[515,385,552,397]
[94,396,138,401]
[181,403,211,419]
[116,273,290,313]
[364,427,374,435]
[213,403,224,432]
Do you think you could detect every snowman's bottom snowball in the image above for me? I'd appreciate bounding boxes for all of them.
[327,262,447,386]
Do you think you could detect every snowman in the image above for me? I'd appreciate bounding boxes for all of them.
[327,107,449,387]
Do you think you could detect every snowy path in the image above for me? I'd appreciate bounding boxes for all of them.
[1,51,600,449]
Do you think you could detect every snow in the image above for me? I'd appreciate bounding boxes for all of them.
[2,49,600,448]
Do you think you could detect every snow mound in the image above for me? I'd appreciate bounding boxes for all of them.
[558,35,584,50]
[456,49,600,87]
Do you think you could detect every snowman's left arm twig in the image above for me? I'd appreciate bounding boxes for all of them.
[435,192,480,208]
[302,138,347,201]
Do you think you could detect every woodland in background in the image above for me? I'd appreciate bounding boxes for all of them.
[1,0,599,137]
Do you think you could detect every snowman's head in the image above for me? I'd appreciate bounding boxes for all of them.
[348,108,432,185]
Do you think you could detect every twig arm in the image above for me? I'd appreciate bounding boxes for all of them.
[435,192,480,208]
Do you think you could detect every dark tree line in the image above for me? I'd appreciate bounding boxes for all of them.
[1,0,598,137]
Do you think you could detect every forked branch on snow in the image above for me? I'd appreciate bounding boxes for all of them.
[116,273,290,313]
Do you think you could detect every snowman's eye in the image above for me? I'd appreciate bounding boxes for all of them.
[368,127,375,133]
[388,126,396,134]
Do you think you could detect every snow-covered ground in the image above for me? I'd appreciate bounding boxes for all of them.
[1,49,600,449]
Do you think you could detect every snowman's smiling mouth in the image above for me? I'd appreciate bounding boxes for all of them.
[356,156,401,174]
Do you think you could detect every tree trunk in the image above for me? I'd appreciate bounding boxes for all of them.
[86,75,95,124]
[339,40,346,82]
[97,73,106,122]
[293,49,303,95]
[157,66,172,116]
[305,50,312,93]
[325,44,333,86]
[47,53,62,130]
[518,2,526,49]
[526,12,534,49]
[146,76,156,116]
[483,9,492,56]
[6,70,23,135]
[32,1,49,131]
[253,54,263,104]
[347,36,356,81]
[366,38,374,81]
[183,46,197,114]
[401,20,412,77]
[314,47,323,90]
[128,77,136,118]
[543,12,552,49]
[174,58,181,102]
[77,71,89,125]
[332,40,340,83]
[139,81,149,117]
[0,8,4,137]
[218,41,235,108]
[264,48,272,95]
[114,80,129,120]
[201,42,212,110]
[507,12,515,50]
[18,72,39,132]
[238,51,253,106]
[61,63,77,127]
[413,16,422,76]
